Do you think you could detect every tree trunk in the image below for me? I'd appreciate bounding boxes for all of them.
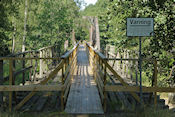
[89,25,93,45]
[12,20,16,53]
[72,29,76,45]
[22,0,28,52]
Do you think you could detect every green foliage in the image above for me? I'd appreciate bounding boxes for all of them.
[0,0,80,55]
[0,0,13,56]
[81,0,108,16]
[82,0,175,86]
[75,26,87,41]
[25,0,80,52]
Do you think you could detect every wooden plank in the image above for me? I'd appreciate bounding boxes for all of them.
[14,60,64,110]
[61,45,78,110]
[96,71,104,88]
[61,90,64,110]
[102,60,141,103]
[65,45,103,114]
[103,63,107,112]
[21,95,40,111]
[63,56,77,90]
[39,44,59,51]
[107,58,138,61]
[106,72,134,109]
[5,50,39,57]
[9,60,13,112]
[61,60,65,111]
[64,53,77,79]
[39,50,43,78]
[3,44,58,58]
[63,74,71,89]
[33,96,48,111]
[96,64,105,86]
[0,85,63,91]
[105,85,175,93]
[107,58,162,62]
[14,43,78,111]
[96,51,106,60]
[40,60,64,84]
[64,80,71,103]
[61,43,79,59]
[87,43,142,104]
[96,76,104,101]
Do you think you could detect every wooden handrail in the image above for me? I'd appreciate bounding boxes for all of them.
[0,85,63,91]
[38,44,59,51]
[105,85,175,93]
[0,57,60,60]
[2,44,59,58]
[3,65,32,82]
[61,42,79,59]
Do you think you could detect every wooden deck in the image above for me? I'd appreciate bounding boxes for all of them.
[65,45,104,114]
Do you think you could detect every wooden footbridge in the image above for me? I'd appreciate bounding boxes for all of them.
[0,42,175,113]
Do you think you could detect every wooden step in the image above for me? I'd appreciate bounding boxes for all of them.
[32,96,48,111]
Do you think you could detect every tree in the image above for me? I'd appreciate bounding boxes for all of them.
[82,0,175,86]
[22,0,28,52]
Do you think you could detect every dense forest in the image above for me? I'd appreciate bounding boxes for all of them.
[82,0,175,87]
[0,0,82,56]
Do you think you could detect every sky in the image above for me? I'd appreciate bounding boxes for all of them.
[84,0,97,5]
[82,0,97,9]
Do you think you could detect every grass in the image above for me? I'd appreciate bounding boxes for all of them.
[0,107,174,117]
[139,107,175,117]
[0,111,71,117]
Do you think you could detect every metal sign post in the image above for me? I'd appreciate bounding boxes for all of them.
[139,36,143,104]
[126,18,154,105]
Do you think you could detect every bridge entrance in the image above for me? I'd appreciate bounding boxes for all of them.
[65,45,104,114]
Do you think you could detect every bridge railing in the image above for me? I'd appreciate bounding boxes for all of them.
[86,43,175,112]
[1,44,61,84]
[0,43,79,112]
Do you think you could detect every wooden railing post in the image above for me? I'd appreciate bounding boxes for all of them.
[135,68,138,86]
[33,52,38,82]
[90,48,94,70]
[29,52,32,81]
[12,58,17,104]
[94,54,97,81]
[39,50,43,78]
[50,47,52,66]
[103,59,107,112]
[0,60,3,107]
[61,59,65,111]
[44,49,46,71]
[9,59,13,112]
[75,47,77,67]
[71,50,75,78]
